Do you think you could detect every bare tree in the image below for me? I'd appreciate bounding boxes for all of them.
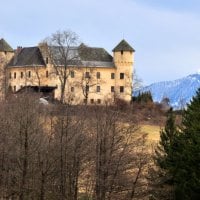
[44,30,80,103]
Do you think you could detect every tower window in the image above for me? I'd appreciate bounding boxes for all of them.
[21,72,23,78]
[120,86,124,93]
[111,73,115,79]
[120,73,124,79]
[14,72,16,79]
[96,86,100,93]
[28,71,31,78]
[46,70,48,78]
[96,72,100,79]
[111,86,115,92]
[71,71,75,78]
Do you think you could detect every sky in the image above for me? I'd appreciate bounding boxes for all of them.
[1,0,200,85]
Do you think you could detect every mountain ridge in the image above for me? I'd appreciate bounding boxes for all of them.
[134,73,200,109]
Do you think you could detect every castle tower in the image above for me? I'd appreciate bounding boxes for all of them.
[0,38,14,64]
[112,39,135,102]
[0,38,14,99]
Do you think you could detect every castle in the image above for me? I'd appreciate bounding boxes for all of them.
[0,38,135,104]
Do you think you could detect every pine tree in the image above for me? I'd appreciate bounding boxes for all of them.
[157,88,200,200]
[172,88,200,199]
[156,108,178,169]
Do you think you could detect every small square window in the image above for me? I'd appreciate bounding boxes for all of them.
[120,73,124,79]
[71,71,75,78]
[97,99,101,104]
[71,87,74,92]
[96,72,100,79]
[111,73,115,79]
[96,86,100,92]
[120,86,124,93]
[90,99,94,104]
[85,72,90,78]
[111,86,115,92]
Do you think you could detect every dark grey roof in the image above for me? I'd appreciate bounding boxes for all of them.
[8,45,114,68]
[8,47,45,67]
[49,45,113,67]
[0,38,13,52]
[112,39,135,52]
[78,45,113,62]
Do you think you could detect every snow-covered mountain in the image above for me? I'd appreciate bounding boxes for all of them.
[134,73,200,109]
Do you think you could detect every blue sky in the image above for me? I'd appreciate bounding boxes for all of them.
[1,0,200,85]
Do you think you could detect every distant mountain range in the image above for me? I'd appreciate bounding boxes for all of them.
[134,73,200,109]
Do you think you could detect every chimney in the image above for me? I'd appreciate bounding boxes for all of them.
[16,46,22,54]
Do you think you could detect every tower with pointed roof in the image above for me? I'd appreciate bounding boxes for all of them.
[0,38,14,64]
[112,39,135,102]
[0,38,14,99]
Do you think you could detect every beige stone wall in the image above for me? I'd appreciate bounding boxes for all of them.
[6,51,134,104]
[0,51,14,99]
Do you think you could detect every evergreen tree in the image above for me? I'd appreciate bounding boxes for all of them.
[172,88,200,199]
[155,107,178,169]
[156,88,200,200]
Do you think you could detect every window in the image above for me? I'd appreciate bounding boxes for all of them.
[46,70,48,78]
[86,85,89,92]
[96,86,100,92]
[121,50,123,55]
[84,99,87,104]
[13,86,16,92]
[96,72,100,79]
[71,71,75,78]
[111,73,115,79]
[71,87,74,92]
[21,72,23,78]
[20,85,23,89]
[14,72,16,79]
[120,86,124,93]
[85,72,90,78]
[111,86,115,92]
[46,57,48,64]
[9,72,11,79]
[97,99,101,104]
[120,73,124,79]
[90,99,94,104]
[28,71,31,78]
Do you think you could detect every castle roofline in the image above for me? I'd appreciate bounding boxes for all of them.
[112,39,135,52]
[0,38,14,52]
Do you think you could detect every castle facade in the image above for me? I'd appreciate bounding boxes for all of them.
[0,38,135,104]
